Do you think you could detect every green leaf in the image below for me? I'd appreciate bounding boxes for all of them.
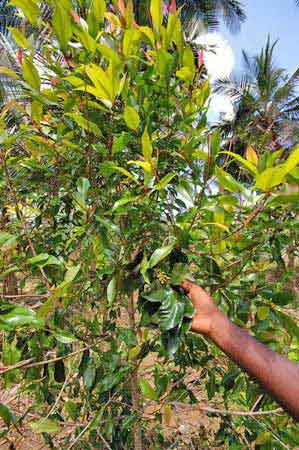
[140,379,159,400]
[143,288,167,303]
[83,366,96,391]
[123,29,141,56]
[87,0,106,35]
[170,263,191,285]
[77,177,90,200]
[156,49,173,77]
[255,167,286,191]
[0,266,20,280]
[112,195,140,211]
[0,403,16,427]
[159,291,185,331]
[10,0,39,25]
[176,66,194,82]
[267,193,299,207]
[22,58,40,91]
[9,27,30,48]
[139,26,155,47]
[150,0,162,34]
[155,172,176,190]
[255,432,271,446]
[31,100,43,122]
[140,254,150,284]
[0,307,45,330]
[255,147,299,191]
[53,4,72,51]
[148,244,175,269]
[222,151,258,176]
[142,128,153,163]
[257,306,270,321]
[85,64,113,103]
[66,113,102,136]
[183,45,195,70]
[0,67,19,79]
[28,253,60,267]
[107,277,117,304]
[216,167,244,193]
[245,146,258,166]
[53,330,77,344]
[210,130,221,157]
[64,265,81,284]
[0,232,17,251]
[124,106,140,131]
[276,310,299,341]
[29,419,61,434]
[162,328,180,357]
[283,145,299,173]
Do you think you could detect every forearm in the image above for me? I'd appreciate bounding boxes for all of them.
[208,312,299,420]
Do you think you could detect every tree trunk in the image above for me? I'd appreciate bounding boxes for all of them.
[128,291,142,450]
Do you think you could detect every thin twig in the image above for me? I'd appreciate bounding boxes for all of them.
[252,417,290,450]
[0,346,91,375]
[2,294,50,299]
[251,394,264,412]
[0,358,35,374]
[66,395,116,450]
[66,419,93,450]
[171,402,283,417]
[44,371,71,420]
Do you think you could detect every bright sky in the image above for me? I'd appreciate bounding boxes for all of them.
[222,0,299,75]
[199,0,299,121]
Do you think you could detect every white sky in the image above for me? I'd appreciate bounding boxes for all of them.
[194,32,235,122]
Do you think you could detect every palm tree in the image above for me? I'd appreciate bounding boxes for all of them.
[215,37,299,154]
[0,0,20,35]
[134,0,246,33]
[179,0,246,33]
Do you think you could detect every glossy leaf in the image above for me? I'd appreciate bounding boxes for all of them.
[142,128,153,163]
[143,288,168,303]
[155,172,176,190]
[59,267,76,286]
[22,58,40,91]
[148,244,175,269]
[222,151,258,176]
[9,27,30,48]
[0,307,45,329]
[0,67,19,79]
[112,195,140,211]
[0,232,17,251]
[77,177,90,200]
[268,193,299,206]
[150,0,162,34]
[246,146,258,166]
[0,403,16,426]
[53,3,72,50]
[159,292,185,331]
[66,113,102,136]
[255,147,299,191]
[107,277,117,304]
[29,419,61,433]
[124,106,140,131]
[140,379,159,400]
[53,330,77,344]
[216,167,244,193]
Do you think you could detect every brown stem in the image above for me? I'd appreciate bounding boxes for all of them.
[128,291,142,450]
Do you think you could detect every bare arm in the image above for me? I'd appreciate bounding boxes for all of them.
[182,280,299,420]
